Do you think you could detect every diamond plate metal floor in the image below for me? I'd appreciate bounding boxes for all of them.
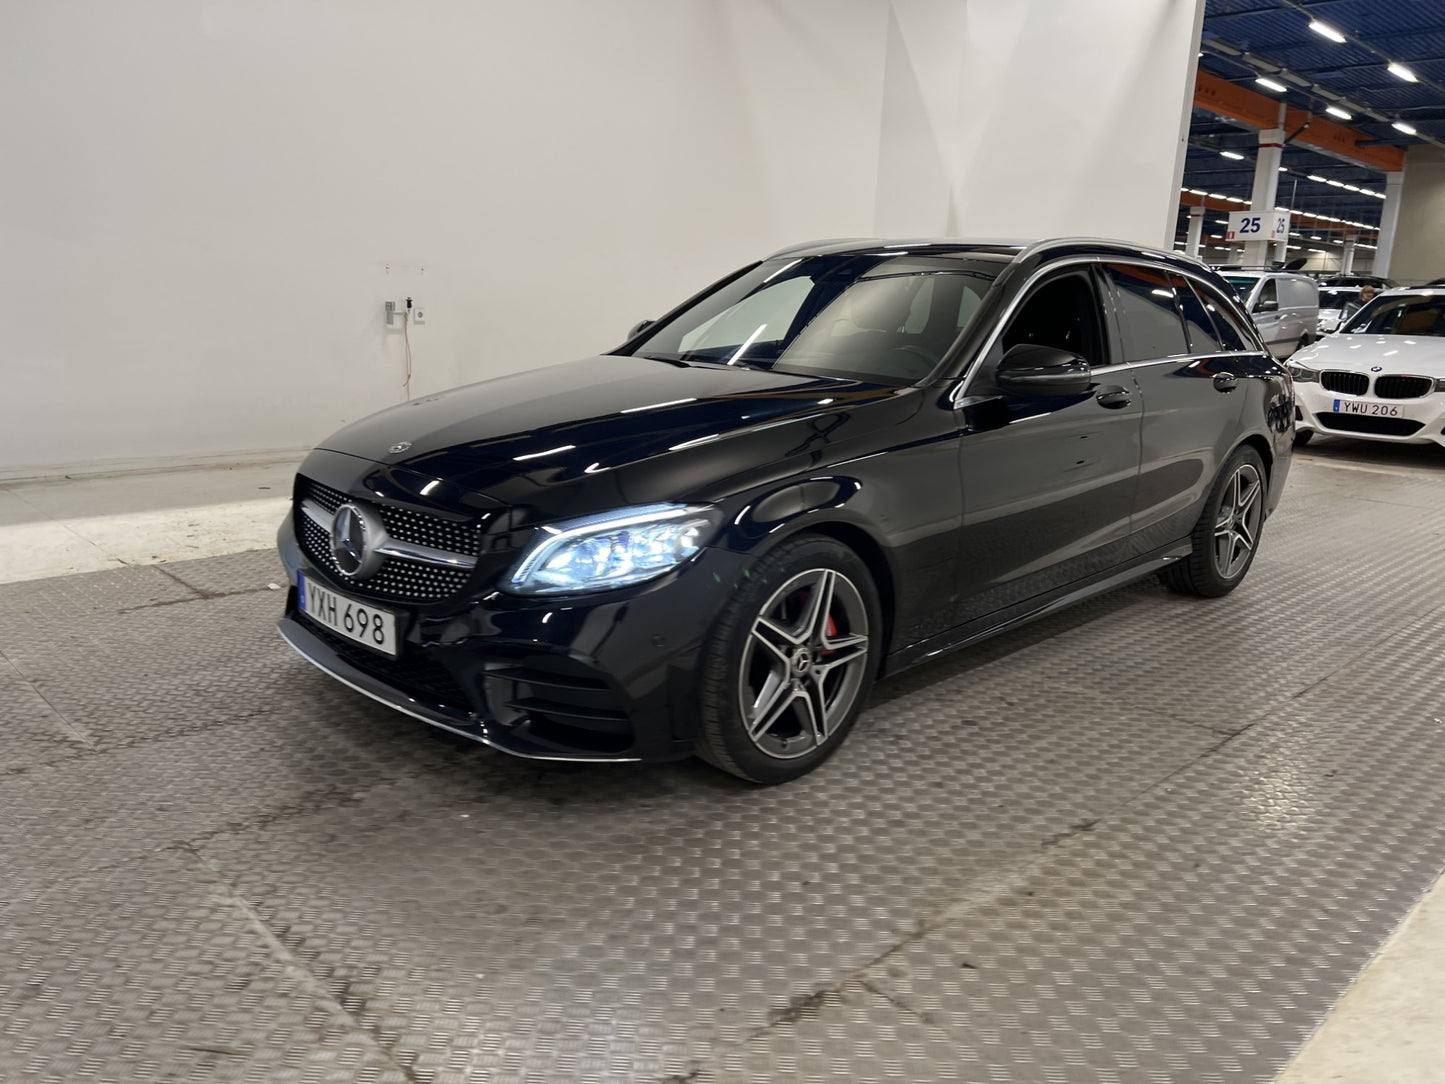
[3,449,1445,1083]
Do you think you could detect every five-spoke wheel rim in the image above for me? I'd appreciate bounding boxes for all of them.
[1213,462,1263,580]
[738,568,870,760]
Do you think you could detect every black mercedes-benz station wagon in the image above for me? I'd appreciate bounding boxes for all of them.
[278,238,1293,783]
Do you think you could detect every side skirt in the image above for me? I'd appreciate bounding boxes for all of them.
[882,540,1193,678]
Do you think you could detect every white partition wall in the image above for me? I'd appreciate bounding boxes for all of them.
[0,0,1203,475]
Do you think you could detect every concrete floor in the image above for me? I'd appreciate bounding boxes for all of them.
[2,442,1444,1081]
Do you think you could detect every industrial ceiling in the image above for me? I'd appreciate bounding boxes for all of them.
[1177,0,1445,260]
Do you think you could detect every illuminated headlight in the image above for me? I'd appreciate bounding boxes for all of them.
[507,503,719,596]
[1286,361,1319,382]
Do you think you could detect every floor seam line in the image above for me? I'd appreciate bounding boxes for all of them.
[0,651,96,750]
[173,843,425,1083]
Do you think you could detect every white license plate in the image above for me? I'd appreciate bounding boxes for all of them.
[298,573,400,657]
[1332,399,1402,417]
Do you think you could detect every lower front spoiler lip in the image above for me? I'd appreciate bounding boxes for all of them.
[277,616,642,764]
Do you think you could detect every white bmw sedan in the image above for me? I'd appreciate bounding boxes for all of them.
[1287,288,1445,447]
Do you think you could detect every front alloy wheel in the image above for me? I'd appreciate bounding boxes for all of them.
[740,568,870,760]
[697,536,880,783]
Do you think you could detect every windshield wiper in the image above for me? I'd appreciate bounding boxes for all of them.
[635,352,692,367]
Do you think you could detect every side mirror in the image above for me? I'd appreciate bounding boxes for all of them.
[627,319,654,339]
[1253,298,1279,313]
[995,343,1092,397]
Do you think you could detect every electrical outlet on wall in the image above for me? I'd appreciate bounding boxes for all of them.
[410,301,426,325]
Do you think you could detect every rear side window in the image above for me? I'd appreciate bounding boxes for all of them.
[1194,282,1253,351]
[1102,263,1190,361]
[1170,274,1223,354]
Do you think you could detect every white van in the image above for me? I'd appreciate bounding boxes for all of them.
[1219,271,1319,358]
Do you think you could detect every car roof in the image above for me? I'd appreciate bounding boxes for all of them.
[764,236,1217,277]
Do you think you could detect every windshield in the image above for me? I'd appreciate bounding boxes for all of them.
[1342,295,1445,337]
[624,252,1005,383]
[1221,275,1260,301]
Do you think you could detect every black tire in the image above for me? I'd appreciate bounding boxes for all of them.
[1293,429,1313,447]
[695,535,881,784]
[1160,445,1268,598]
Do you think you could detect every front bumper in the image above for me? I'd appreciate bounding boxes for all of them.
[1295,382,1445,446]
[277,512,749,763]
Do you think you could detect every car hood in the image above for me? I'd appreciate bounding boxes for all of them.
[316,355,918,514]
[1297,334,1445,375]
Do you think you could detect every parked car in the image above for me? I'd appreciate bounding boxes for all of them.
[277,238,1294,783]
[1320,274,1396,290]
[1219,270,1320,358]
[1317,285,1362,335]
[1288,287,1445,447]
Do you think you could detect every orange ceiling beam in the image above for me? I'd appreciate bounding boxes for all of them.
[1193,71,1405,173]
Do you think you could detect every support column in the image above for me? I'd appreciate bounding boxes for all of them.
[1243,123,1285,266]
[1374,170,1406,278]
[1341,233,1358,275]
[1186,205,1205,258]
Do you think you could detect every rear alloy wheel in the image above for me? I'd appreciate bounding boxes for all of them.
[697,536,879,783]
[1161,446,1268,598]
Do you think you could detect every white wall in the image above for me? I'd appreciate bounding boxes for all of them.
[0,0,1203,476]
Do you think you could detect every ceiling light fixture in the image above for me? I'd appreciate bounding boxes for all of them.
[1324,105,1352,121]
[1307,174,1327,183]
[1388,62,1418,83]
[1220,150,1245,160]
[1392,120,1418,135]
[1255,76,1288,93]
[1308,20,1347,44]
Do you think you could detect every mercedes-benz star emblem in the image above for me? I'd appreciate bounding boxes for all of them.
[389,441,413,454]
[330,503,386,579]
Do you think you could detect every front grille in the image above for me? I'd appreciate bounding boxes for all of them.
[297,476,480,603]
[307,622,473,712]
[1321,371,1368,396]
[1374,375,1434,400]
[1317,414,1425,437]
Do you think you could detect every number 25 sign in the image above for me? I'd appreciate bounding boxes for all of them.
[1225,210,1291,243]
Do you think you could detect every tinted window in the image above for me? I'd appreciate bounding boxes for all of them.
[1103,263,1190,361]
[1000,272,1105,364]
[1171,274,1223,354]
[1193,282,1252,351]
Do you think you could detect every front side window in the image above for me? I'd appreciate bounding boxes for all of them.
[1000,271,1105,364]
[1344,295,1445,337]
[1254,279,1279,311]
[627,253,1003,384]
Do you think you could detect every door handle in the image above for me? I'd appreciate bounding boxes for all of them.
[1213,372,1239,393]
[1095,385,1132,409]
